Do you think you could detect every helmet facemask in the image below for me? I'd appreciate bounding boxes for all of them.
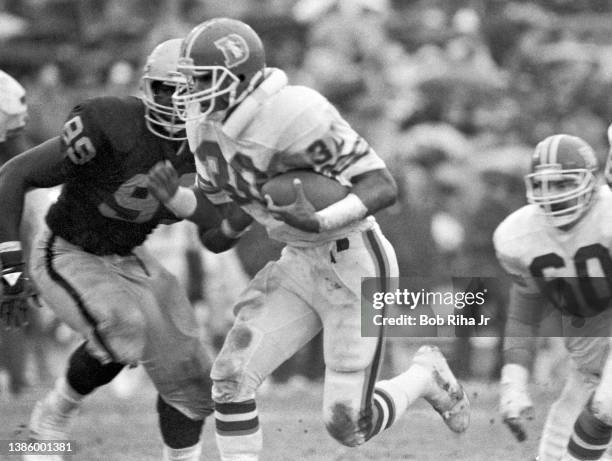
[172,63,240,122]
[142,77,187,140]
[140,38,187,141]
[525,165,596,228]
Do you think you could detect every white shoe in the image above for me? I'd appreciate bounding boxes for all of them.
[22,399,77,461]
[412,345,470,433]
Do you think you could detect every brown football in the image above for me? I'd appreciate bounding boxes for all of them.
[261,170,349,210]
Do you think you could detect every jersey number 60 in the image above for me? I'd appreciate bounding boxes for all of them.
[529,243,612,317]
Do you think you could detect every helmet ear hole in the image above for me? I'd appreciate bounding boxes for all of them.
[238,74,246,82]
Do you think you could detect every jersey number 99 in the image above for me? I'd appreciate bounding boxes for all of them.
[62,115,96,164]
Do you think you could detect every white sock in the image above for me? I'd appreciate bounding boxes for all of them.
[163,442,202,461]
[215,400,262,461]
[215,431,262,461]
[50,377,84,414]
[539,369,597,461]
[383,363,432,405]
[367,365,432,438]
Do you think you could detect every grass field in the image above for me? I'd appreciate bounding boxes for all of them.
[0,368,554,461]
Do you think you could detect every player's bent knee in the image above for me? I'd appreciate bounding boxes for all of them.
[211,354,260,403]
[103,308,147,364]
[212,376,253,404]
[591,391,612,426]
[157,395,204,449]
[323,402,367,448]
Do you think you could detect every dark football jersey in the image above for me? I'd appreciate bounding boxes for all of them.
[46,96,194,255]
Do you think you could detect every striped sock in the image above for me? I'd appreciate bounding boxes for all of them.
[367,387,397,440]
[215,400,262,461]
[567,406,612,460]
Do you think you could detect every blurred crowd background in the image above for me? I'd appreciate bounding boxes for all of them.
[2,0,612,397]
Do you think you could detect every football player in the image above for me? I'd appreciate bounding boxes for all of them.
[0,69,31,395]
[147,18,470,460]
[494,134,612,460]
[0,39,227,461]
[0,69,28,163]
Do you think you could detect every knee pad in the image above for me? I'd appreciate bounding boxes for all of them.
[66,342,124,395]
[322,369,371,448]
[323,401,368,448]
[157,395,204,449]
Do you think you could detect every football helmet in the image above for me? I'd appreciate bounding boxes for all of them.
[172,18,266,121]
[141,38,187,140]
[525,134,598,228]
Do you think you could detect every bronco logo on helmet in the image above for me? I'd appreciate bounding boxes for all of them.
[214,34,250,68]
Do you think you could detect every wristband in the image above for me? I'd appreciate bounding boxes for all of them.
[165,186,197,218]
[316,193,368,232]
[0,241,23,269]
[220,219,250,239]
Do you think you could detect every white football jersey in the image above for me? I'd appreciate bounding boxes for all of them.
[494,185,612,337]
[0,70,27,142]
[187,69,386,246]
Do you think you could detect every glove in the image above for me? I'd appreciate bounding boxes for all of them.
[0,241,39,328]
[500,363,535,442]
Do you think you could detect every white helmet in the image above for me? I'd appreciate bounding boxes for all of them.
[525,134,598,228]
[141,38,186,140]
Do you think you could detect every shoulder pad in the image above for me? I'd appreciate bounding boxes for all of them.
[0,70,26,116]
[75,96,145,152]
[0,70,27,141]
[493,205,541,259]
[249,85,334,149]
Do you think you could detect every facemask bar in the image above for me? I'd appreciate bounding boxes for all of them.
[525,167,596,227]
[173,64,240,122]
[142,76,187,141]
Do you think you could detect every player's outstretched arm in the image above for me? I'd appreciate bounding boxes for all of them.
[199,202,253,253]
[500,283,544,442]
[0,136,65,326]
[147,160,252,252]
[147,160,223,226]
[0,136,65,242]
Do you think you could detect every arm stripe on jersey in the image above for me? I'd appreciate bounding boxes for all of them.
[45,233,119,362]
[333,149,371,175]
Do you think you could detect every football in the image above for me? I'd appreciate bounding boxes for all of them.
[261,170,349,211]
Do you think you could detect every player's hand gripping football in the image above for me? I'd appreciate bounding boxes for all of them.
[500,377,535,442]
[147,160,180,203]
[0,243,40,328]
[265,178,320,233]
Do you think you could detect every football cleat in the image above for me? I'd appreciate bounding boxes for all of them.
[412,345,471,433]
[22,390,78,461]
[24,384,80,461]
